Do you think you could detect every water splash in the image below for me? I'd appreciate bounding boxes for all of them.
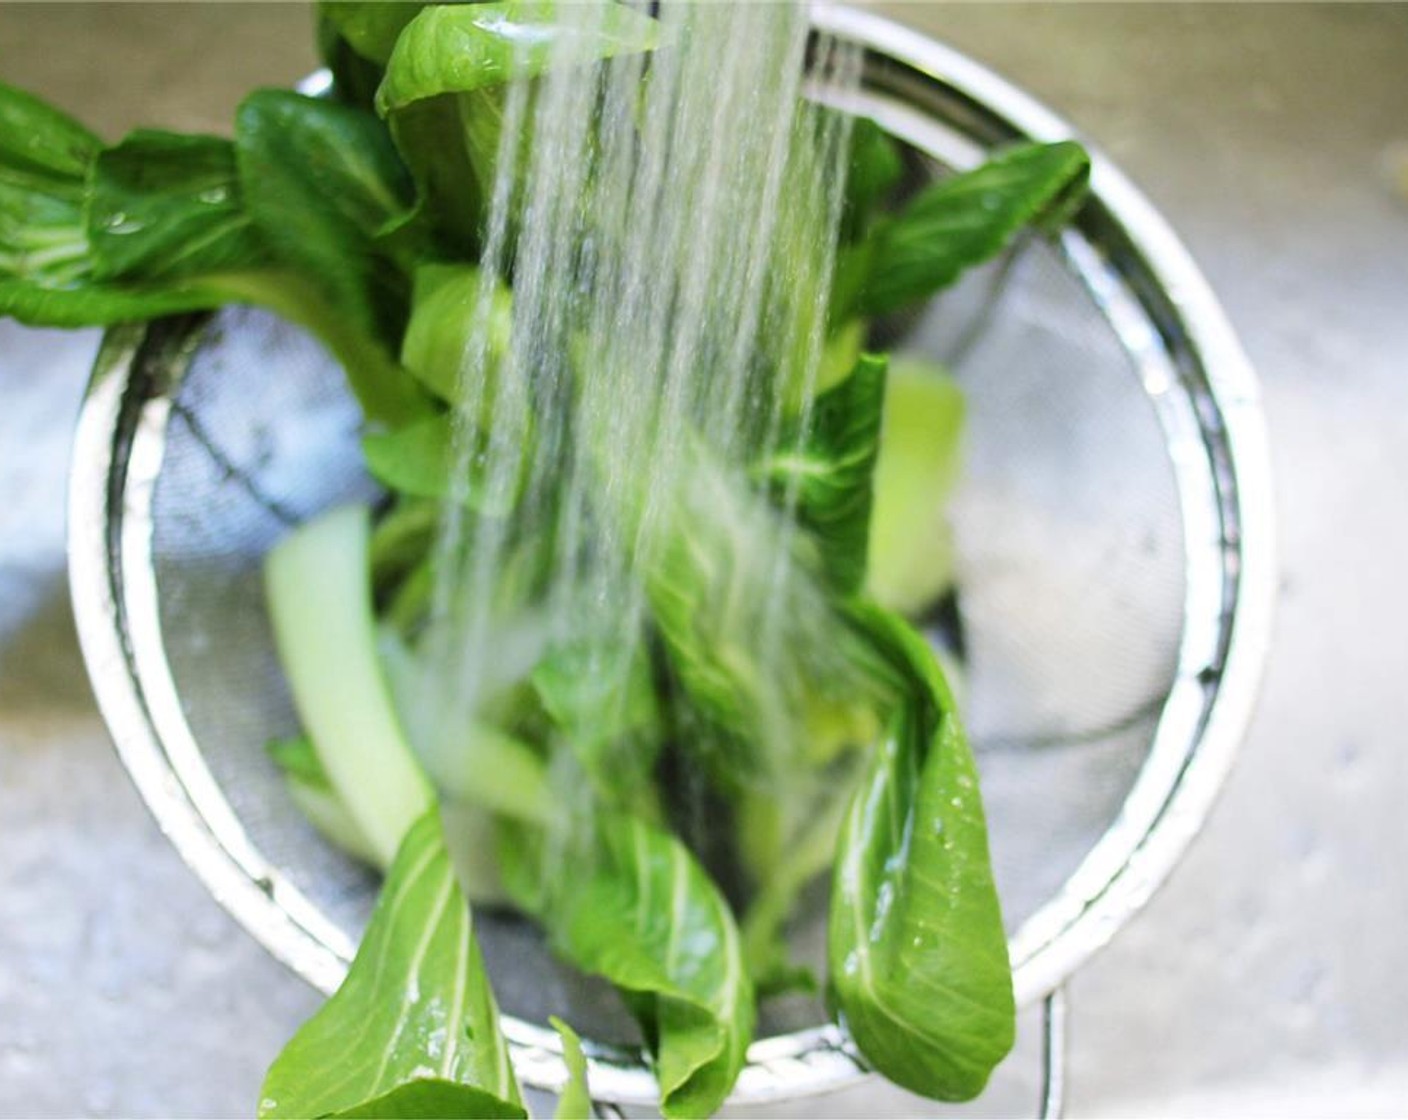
[418,1,861,866]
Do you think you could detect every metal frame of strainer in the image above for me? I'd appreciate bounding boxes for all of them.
[67,6,1274,1114]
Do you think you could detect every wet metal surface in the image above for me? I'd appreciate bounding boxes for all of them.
[1,4,1405,1116]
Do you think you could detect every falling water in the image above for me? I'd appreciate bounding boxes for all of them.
[417,2,862,869]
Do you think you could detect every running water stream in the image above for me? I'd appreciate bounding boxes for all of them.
[414,1,861,892]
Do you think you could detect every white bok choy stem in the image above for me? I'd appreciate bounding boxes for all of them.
[264,503,435,865]
[265,503,553,867]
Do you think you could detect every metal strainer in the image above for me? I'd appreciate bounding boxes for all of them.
[68,8,1274,1116]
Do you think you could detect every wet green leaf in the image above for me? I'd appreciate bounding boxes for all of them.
[829,603,1014,1101]
[840,140,1089,320]
[259,812,524,1118]
[90,130,267,280]
[502,813,754,1120]
[550,1017,592,1120]
[756,353,888,595]
[377,2,661,111]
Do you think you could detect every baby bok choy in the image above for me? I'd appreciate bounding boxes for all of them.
[0,3,1090,1116]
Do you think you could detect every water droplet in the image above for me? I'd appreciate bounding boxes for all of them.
[103,211,145,235]
[869,881,897,943]
[197,185,229,205]
[931,816,944,836]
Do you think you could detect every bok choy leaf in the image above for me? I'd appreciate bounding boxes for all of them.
[502,813,755,1120]
[0,79,100,181]
[377,2,663,108]
[551,1017,592,1120]
[0,82,425,426]
[840,117,903,246]
[531,635,664,816]
[0,81,240,324]
[755,353,888,596]
[834,140,1090,322]
[324,1079,523,1119]
[361,413,460,501]
[321,0,426,66]
[829,602,1014,1100]
[400,262,516,407]
[89,130,268,280]
[234,89,418,348]
[0,79,97,287]
[375,2,661,255]
[259,810,525,1119]
[316,13,386,114]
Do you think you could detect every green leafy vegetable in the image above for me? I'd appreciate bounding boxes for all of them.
[317,11,387,114]
[229,89,431,426]
[370,496,440,593]
[364,412,527,514]
[384,557,437,636]
[384,94,491,257]
[327,1079,525,1119]
[401,262,515,406]
[89,130,267,280]
[259,810,525,1119]
[736,752,864,984]
[755,353,888,595]
[503,813,755,1120]
[0,277,229,327]
[836,140,1090,321]
[603,424,884,795]
[376,2,661,257]
[0,81,242,325]
[377,624,554,827]
[531,635,663,814]
[377,2,663,109]
[0,83,95,289]
[829,602,1014,1100]
[322,0,426,66]
[0,79,100,181]
[0,82,426,427]
[362,413,459,500]
[551,1017,592,1120]
[234,89,417,346]
[841,117,903,245]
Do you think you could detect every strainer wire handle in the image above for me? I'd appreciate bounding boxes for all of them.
[1040,987,1068,1119]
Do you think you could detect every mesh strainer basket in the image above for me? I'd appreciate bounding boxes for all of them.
[67,8,1274,1116]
